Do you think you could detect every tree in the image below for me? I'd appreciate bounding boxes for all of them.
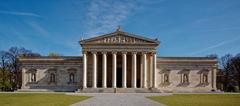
[0,51,12,91]
[230,55,240,91]
[0,47,40,91]
[219,54,233,91]
[7,47,40,89]
[219,54,240,92]
[206,54,218,58]
[219,54,232,70]
[48,52,60,57]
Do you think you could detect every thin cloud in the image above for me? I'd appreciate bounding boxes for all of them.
[0,10,42,18]
[27,21,50,37]
[189,36,240,55]
[26,21,79,50]
[84,0,167,37]
[85,0,137,37]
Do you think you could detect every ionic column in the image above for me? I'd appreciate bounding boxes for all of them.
[92,52,97,88]
[21,68,26,89]
[132,52,137,88]
[102,52,107,88]
[181,74,183,83]
[152,53,157,88]
[200,73,202,84]
[149,55,153,88]
[212,68,217,90]
[122,52,127,88]
[140,55,143,88]
[112,52,117,88]
[28,72,31,82]
[83,51,87,88]
[142,53,147,88]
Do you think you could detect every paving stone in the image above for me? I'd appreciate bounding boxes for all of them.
[67,93,170,106]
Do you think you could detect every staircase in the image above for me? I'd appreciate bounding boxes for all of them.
[76,88,161,93]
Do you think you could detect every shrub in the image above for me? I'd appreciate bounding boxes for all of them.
[0,80,13,91]
[233,86,239,92]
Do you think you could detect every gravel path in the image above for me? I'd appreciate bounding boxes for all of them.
[67,93,170,106]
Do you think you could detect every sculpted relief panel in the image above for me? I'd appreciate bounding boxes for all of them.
[94,35,148,44]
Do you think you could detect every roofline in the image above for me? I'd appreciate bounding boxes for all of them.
[19,56,81,59]
[79,30,160,44]
[157,56,218,63]
[157,56,217,60]
[18,56,82,61]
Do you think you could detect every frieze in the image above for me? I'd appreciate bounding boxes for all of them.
[83,48,156,53]
[22,63,82,66]
[21,65,82,70]
[94,35,147,44]
[82,45,157,49]
[157,64,214,70]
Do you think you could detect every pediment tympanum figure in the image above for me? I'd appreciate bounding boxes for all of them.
[80,28,160,45]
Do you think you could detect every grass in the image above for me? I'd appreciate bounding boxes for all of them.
[0,93,91,106]
[147,94,240,106]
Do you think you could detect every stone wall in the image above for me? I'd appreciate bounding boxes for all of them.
[156,57,217,93]
[19,56,217,92]
[20,57,82,92]
[22,66,82,91]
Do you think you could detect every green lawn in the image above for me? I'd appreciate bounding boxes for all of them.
[147,94,240,106]
[0,93,91,106]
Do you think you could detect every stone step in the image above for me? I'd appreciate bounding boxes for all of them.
[17,89,53,92]
[18,88,77,92]
[76,88,161,93]
[77,88,114,93]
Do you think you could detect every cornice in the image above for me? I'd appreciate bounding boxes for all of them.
[80,30,160,45]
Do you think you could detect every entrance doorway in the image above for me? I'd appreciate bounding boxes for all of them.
[117,68,122,87]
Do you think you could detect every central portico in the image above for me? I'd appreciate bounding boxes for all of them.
[80,28,160,91]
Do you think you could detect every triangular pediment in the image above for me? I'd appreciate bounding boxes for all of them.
[80,30,159,45]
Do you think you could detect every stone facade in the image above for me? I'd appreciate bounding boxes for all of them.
[19,28,218,93]
[20,57,82,91]
[157,57,217,93]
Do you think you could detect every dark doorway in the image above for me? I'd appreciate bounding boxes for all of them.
[137,79,140,87]
[117,68,122,87]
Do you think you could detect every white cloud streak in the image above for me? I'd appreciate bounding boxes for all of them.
[189,36,240,55]
[84,0,167,37]
[26,21,79,51]
[27,21,50,37]
[0,10,42,18]
[85,0,137,37]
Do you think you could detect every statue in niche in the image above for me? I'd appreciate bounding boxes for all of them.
[183,74,188,83]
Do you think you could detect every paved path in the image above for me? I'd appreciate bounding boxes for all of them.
[67,93,170,106]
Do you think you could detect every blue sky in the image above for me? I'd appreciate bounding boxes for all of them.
[0,0,240,57]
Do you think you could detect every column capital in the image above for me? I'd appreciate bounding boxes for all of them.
[112,51,117,54]
[141,51,148,55]
[151,51,157,55]
[149,52,157,56]
[121,52,127,55]
[91,51,98,54]
[131,52,137,54]
[101,51,108,54]
[82,51,88,54]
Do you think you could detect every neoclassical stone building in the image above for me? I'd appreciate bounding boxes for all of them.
[19,28,218,93]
